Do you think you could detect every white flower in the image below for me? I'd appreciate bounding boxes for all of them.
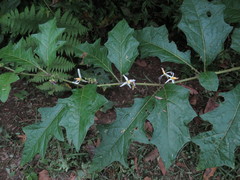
[72,69,87,84]
[120,75,136,89]
[159,68,178,84]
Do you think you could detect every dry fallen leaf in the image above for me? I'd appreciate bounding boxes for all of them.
[180,85,198,94]
[190,95,198,106]
[203,167,217,180]
[145,121,153,134]
[38,170,51,180]
[144,148,159,162]
[157,157,167,176]
[144,177,152,180]
[204,97,219,114]
[17,134,26,143]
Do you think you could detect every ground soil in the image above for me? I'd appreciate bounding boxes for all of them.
[0,56,233,179]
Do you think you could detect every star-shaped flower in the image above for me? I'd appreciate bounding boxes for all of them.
[72,69,87,84]
[120,75,136,89]
[159,68,178,84]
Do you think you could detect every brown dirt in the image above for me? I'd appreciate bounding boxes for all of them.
[0,57,211,179]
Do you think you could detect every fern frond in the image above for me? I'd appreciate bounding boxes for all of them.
[58,34,80,56]
[0,5,87,38]
[51,72,72,82]
[28,72,50,83]
[36,82,71,95]
[0,5,49,35]
[55,10,88,37]
[49,56,75,72]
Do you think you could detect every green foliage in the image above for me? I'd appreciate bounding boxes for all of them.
[231,28,240,53]
[178,0,233,68]
[76,39,113,74]
[135,25,192,66]
[0,19,75,94]
[193,84,240,170]
[21,85,107,165]
[0,72,19,102]
[198,71,219,91]
[222,0,240,24]
[0,0,20,16]
[148,84,196,169]
[0,5,48,35]
[105,19,139,75]
[0,40,40,71]
[32,19,65,66]
[0,0,239,177]
[90,97,154,172]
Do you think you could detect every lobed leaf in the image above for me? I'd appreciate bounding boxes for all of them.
[192,84,240,170]
[198,71,219,91]
[178,0,233,67]
[231,28,240,53]
[0,72,19,102]
[59,85,108,151]
[90,97,155,172]
[0,39,40,69]
[21,85,107,165]
[105,19,139,75]
[75,39,113,73]
[135,26,192,67]
[148,84,196,169]
[32,19,65,66]
[21,103,66,165]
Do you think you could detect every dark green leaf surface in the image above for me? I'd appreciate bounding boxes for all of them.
[21,85,107,165]
[135,26,192,67]
[32,19,65,66]
[90,97,154,172]
[0,39,39,69]
[199,71,219,91]
[231,28,240,53]
[59,85,108,151]
[0,72,19,102]
[21,103,65,165]
[75,39,113,73]
[178,0,232,66]
[105,19,139,74]
[192,84,240,170]
[148,84,196,169]
[222,0,240,23]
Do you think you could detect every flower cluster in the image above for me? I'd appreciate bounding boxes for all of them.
[159,68,178,84]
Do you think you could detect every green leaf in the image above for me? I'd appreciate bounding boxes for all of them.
[231,28,240,53]
[21,85,107,165]
[222,0,240,23]
[0,39,40,69]
[32,19,65,66]
[59,85,108,151]
[105,19,139,74]
[148,84,196,169]
[135,26,192,67]
[75,39,113,73]
[0,72,19,102]
[90,97,154,172]
[21,103,65,165]
[198,71,219,91]
[178,0,233,67]
[192,84,240,170]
